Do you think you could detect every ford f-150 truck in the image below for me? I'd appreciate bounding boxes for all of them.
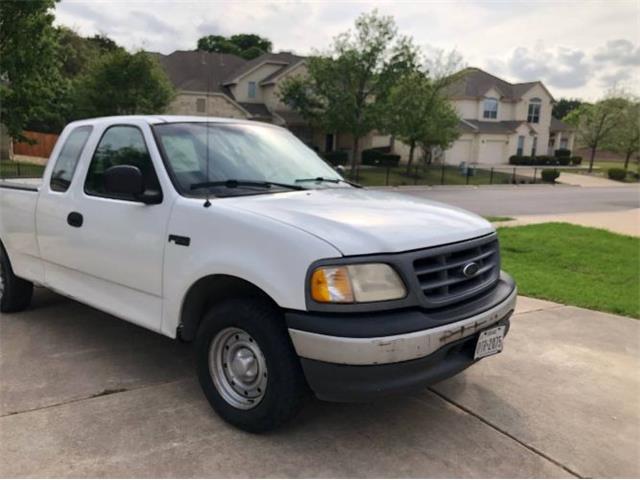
[0,116,516,432]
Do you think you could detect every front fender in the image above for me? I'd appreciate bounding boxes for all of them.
[160,197,341,338]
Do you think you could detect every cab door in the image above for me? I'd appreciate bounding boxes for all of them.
[37,123,173,332]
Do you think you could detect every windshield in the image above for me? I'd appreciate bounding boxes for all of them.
[152,122,345,196]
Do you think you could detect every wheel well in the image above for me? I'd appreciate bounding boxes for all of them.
[178,274,279,342]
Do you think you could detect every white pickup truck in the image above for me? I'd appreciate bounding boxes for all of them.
[0,116,516,432]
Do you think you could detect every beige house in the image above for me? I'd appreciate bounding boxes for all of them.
[444,68,576,165]
[156,53,574,165]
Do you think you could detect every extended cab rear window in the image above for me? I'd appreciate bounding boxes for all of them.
[50,126,93,192]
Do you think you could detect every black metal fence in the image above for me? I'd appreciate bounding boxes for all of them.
[345,163,599,187]
[0,161,46,179]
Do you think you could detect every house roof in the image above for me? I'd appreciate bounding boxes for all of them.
[448,67,554,102]
[155,50,247,94]
[222,52,305,85]
[238,102,273,120]
[461,120,534,135]
[550,116,574,132]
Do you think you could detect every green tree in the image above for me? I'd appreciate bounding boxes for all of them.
[75,50,175,117]
[385,50,463,173]
[197,33,272,59]
[565,97,626,173]
[279,11,418,175]
[552,98,582,120]
[603,98,640,171]
[0,0,60,141]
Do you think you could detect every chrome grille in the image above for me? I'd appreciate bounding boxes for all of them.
[413,236,500,307]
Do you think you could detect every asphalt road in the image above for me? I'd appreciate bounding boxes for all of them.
[1,290,638,477]
[375,184,640,216]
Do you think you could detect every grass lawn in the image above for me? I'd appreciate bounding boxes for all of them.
[485,216,514,222]
[0,161,45,179]
[499,223,640,318]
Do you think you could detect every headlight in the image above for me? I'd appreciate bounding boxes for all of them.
[310,263,406,303]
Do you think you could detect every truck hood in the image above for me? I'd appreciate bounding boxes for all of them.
[229,188,494,256]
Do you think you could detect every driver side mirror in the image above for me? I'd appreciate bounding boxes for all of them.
[104,165,162,205]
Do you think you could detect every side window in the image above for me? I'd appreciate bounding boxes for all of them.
[248,81,257,99]
[85,125,161,201]
[50,126,93,192]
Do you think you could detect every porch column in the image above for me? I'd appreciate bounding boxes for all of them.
[554,132,562,152]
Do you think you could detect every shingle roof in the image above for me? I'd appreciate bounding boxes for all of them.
[223,52,305,85]
[448,68,552,101]
[550,116,574,132]
[238,102,273,120]
[155,50,247,93]
[462,120,530,134]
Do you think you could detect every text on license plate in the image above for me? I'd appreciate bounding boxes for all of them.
[474,325,505,359]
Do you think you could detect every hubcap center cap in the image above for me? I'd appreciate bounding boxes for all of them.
[230,347,258,382]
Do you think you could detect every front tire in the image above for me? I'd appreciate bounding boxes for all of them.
[195,298,306,432]
[0,242,33,313]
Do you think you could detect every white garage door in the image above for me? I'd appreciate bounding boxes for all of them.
[446,139,472,164]
[478,140,506,165]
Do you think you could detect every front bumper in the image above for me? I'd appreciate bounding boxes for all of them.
[286,275,516,402]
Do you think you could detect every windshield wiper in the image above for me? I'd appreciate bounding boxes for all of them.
[295,177,363,188]
[190,179,306,192]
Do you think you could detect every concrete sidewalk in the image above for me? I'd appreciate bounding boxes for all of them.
[495,208,640,237]
[1,290,638,477]
[557,172,629,187]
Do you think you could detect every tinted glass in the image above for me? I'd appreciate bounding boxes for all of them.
[50,126,92,192]
[85,126,160,200]
[153,122,341,196]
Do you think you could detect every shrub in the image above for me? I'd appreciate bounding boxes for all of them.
[570,156,582,165]
[361,147,392,166]
[541,169,560,183]
[555,148,571,158]
[324,150,349,166]
[607,168,627,181]
[378,153,401,167]
[557,156,570,166]
[509,155,532,165]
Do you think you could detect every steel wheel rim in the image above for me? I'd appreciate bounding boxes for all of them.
[209,327,268,410]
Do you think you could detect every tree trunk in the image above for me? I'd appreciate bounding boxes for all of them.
[406,140,416,175]
[624,151,632,171]
[350,136,360,178]
[589,146,597,173]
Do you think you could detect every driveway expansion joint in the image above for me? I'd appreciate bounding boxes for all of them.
[0,379,185,419]
[428,388,583,479]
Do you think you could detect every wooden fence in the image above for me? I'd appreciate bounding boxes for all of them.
[13,131,59,158]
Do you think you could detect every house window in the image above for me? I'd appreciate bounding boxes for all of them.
[531,136,538,156]
[517,135,525,156]
[196,98,206,113]
[527,98,541,123]
[483,98,498,119]
[248,81,257,99]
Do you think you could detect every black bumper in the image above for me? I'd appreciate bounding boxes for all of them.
[300,316,511,402]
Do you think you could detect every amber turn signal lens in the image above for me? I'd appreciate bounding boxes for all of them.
[310,266,354,303]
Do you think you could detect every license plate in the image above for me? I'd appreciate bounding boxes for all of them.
[474,325,505,359]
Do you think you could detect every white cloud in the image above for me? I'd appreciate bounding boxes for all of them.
[54,0,640,100]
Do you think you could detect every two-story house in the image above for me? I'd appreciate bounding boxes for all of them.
[444,68,575,165]
[155,52,574,165]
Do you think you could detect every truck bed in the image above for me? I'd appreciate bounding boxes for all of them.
[0,178,42,191]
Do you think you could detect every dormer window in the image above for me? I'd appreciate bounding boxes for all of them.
[527,98,541,123]
[483,98,498,119]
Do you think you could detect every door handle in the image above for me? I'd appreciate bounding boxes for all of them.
[67,212,83,228]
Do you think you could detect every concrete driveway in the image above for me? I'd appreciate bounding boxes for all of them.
[1,289,638,478]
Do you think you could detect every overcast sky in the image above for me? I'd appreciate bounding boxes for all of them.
[55,0,640,101]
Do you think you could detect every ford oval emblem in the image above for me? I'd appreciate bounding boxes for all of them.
[462,262,480,278]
